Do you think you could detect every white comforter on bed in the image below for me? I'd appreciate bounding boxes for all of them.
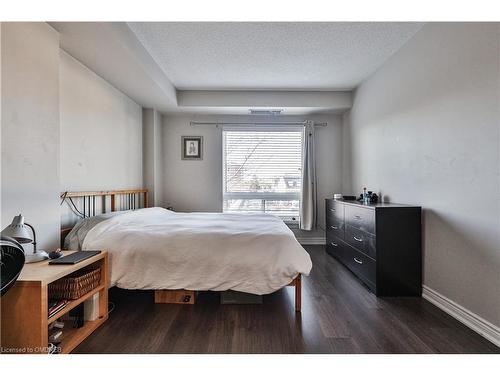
[82,207,312,294]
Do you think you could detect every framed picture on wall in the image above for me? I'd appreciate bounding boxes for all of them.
[181,136,203,160]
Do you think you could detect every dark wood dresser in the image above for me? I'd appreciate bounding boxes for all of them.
[325,199,422,296]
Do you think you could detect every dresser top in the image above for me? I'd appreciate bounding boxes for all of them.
[326,198,420,210]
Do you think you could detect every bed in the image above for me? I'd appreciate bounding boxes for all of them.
[60,189,312,311]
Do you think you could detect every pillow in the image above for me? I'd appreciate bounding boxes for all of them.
[64,211,127,250]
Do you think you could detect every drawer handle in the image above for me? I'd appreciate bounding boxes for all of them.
[354,215,362,220]
[330,242,338,247]
[331,225,338,230]
[330,208,336,212]
[353,257,363,264]
[353,236,363,242]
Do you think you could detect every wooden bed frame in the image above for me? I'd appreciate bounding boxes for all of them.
[60,189,303,312]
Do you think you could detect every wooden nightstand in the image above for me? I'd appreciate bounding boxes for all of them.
[0,250,108,354]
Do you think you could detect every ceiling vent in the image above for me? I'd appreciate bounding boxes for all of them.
[249,109,283,116]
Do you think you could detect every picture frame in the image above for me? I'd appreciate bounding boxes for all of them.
[181,136,203,160]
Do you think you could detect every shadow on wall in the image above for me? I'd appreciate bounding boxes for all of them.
[420,207,499,323]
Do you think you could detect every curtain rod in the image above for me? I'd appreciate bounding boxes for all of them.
[189,121,327,127]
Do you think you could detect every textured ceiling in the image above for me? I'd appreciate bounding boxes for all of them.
[128,22,423,90]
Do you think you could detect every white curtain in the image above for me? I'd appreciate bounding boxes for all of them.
[300,121,317,230]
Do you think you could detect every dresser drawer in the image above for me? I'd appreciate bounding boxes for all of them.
[325,236,344,260]
[326,221,344,240]
[345,205,375,234]
[345,225,376,259]
[326,214,343,232]
[326,200,344,223]
[342,245,376,290]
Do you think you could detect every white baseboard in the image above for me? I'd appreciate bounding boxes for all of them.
[297,237,326,245]
[422,285,500,347]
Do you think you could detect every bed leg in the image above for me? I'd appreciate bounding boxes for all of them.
[295,275,301,312]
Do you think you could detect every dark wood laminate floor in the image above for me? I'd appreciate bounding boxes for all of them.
[74,246,499,354]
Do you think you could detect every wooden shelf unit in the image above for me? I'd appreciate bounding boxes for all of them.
[1,250,108,354]
[59,317,106,354]
[47,285,105,324]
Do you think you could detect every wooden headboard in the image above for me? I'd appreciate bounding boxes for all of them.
[60,189,148,247]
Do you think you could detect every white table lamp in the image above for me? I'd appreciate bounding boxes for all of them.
[1,214,49,263]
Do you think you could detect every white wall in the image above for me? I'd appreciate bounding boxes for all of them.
[60,50,143,192]
[343,23,500,327]
[143,108,163,206]
[162,114,343,230]
[177,90,352,113]
[153,110,163,205]
[1,22,61,252]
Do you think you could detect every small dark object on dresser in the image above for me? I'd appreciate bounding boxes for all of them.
[342,195,357,201]
[357,191,379,203]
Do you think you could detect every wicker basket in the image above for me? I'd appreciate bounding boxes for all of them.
[48,267,101,300]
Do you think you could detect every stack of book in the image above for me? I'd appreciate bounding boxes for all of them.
[48,299,68,318]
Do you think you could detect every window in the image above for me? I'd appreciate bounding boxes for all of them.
[222,128,303,222]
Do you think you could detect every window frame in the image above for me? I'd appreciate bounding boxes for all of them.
[221,125,303,222]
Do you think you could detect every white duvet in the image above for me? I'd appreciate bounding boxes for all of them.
[82,207,312,294]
